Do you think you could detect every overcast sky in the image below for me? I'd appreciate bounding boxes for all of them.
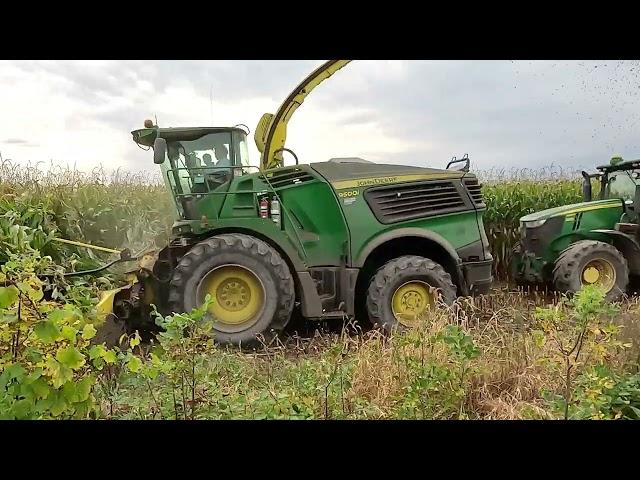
[1,60,639,175]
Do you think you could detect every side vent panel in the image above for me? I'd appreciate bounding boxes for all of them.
[260,167,315,189]
[463,177,485,207]
[364,180,468,224]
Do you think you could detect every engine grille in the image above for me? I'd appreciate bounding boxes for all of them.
[463,177,485,206]
[365,180,468,224]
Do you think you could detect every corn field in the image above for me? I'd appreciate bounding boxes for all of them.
[0,161,587,280]
[0,160,173,270]
[5,161,640,421]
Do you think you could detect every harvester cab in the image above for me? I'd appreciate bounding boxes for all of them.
[132,123,255,221]
[96,60,494,348]
[514,156,640,302]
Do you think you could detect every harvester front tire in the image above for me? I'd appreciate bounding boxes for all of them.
[366,255,457,334]
[553,240,628,302]
[168,233,295,348]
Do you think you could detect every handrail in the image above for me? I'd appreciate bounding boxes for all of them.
[165,165,309,260]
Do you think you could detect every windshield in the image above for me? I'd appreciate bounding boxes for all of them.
[155,130,252,218]
[167,131,250,172]
[605,170,640,202]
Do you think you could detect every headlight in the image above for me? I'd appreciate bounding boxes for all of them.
[522,219,547,229]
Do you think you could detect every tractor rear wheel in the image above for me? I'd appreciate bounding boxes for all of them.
[168,233,295,348]
[553,240,629,302]
[365,255,457,334]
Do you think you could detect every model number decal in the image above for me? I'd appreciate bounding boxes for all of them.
[338,190,359,198]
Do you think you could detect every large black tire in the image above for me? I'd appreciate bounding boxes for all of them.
[552,240,629,302]
[168,233,295,347]
[366,255,457,334]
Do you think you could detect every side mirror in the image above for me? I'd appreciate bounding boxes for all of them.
[153,137,167,165]
[581,171,592,202]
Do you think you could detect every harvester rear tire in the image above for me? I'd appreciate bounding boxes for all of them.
[552,240,629,302]
[168,233,295,348]
[366,255,457,334]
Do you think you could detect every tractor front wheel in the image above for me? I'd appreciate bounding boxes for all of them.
[168,233,295,348]
[553,240,629,302]
[365,255,457,334]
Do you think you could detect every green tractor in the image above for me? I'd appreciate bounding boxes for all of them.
[98,60,493,347]
[513,156,640,301]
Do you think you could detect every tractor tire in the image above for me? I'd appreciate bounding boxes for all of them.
[365,255,457,334]
[168,233,295,348]
[552,240,629,302]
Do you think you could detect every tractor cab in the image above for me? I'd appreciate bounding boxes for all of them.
[132,122,254,220]
[582,158,640,224]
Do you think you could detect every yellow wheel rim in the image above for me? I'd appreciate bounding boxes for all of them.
[391,280,435,327]
[197,265,265,332]
[581,259,616,292]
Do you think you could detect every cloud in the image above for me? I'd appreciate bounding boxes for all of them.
[3,138,39,147]
[1,60,640,174]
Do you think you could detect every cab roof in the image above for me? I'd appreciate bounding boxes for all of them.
[596,159,640,172]
[131,126,248,147]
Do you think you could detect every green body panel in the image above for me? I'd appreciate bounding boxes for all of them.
[308,161,483,265]
[338,196,482,264]
[545,202,624,262]
[274,181,348,266]
[520,199,622,223]
[515,198,625,282]
[172,161,488,272]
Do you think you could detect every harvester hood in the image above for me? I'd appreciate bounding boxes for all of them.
[520,198,623,223]
[309,160,468,189]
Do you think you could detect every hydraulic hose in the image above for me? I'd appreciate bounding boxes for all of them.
[41,238,137,279]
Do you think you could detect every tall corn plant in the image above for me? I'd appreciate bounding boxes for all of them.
[0,161,172,266]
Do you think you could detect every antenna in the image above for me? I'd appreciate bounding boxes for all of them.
[154,114,158,126]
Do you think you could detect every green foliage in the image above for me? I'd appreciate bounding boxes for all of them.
[104,298,217,420]
[0,253,118,419]
[535,284,631,419]
[393,324,481,419]
[568,366,640,419]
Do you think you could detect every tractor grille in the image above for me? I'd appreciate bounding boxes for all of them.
[260,168,315,189]
[463,177,485,206]
[365,180,467,224]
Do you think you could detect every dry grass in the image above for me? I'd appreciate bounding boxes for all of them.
[332,289,640,419]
